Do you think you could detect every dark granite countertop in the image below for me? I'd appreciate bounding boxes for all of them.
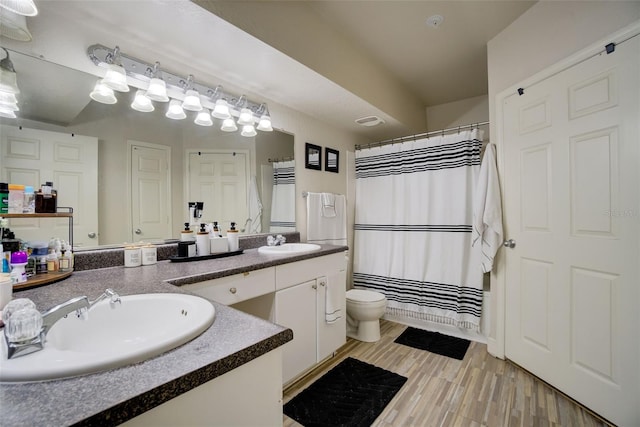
[0,245,347,426]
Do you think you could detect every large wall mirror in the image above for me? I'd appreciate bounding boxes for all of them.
[0,50,295,248]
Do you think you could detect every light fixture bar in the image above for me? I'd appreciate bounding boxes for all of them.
[87,44,267,118]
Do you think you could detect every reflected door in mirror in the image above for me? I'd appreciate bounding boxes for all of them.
[188,150,249,231]
[130,142,172,242]
[0,125,98,247]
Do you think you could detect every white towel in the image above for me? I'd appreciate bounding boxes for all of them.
[472,143,504,273]
[307,192,347,246]
[323,276,342,323]
[270,160,296,232]
[247,175,262,234]
[321,192,336,217]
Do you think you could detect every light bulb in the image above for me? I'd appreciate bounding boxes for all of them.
[166,99,186,120]
[221,117,237,132]
[212,99,231,119]
[89,80,117,104]
[257,114,273,132]
[102,63,129,92]
[145,77,169,102]
[241,125,257,137]
[182,89,202,111]
[237,107,254,126]
[131,89,154,112]
[194,109,213,126]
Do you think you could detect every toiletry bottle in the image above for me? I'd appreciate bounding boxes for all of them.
[46,249,59,273]
[180,222,195,241]
[227,222,239,252]
[23,185,35,213]
[9,251,28,283]
[196,223,210,256]
[35,181,57,213]
[0,182,8,214]
[8,184,24,213]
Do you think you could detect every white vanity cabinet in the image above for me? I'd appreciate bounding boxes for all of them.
[181,267,275,305]
[274,252,347,384]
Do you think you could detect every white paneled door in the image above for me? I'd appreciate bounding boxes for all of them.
[503,36,639,426]
[187,150,249,231]
[130,142,171,243]
[0,125,98,247]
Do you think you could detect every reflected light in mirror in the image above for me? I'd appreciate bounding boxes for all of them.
[89,81,117,104]
[166,99,186,120]
[194,109,213,126]
[131,89,154,112]
[221,117,237,132]
[241,124,256,137]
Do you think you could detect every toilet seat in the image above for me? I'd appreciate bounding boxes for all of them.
[346,289,385,303]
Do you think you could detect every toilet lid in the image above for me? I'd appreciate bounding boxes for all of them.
[347,289,386,302]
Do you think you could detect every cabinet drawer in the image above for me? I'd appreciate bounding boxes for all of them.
[276,252,347,290]
[182,267,275,305]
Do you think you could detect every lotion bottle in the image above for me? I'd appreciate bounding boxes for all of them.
[227,222,239,252]
[196,223,210,256]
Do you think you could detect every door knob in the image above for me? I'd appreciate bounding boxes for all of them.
[134,229,142,235]
[503,239,516,248]
[88,232,96,238]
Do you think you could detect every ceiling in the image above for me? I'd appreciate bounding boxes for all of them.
[2,0,535,141]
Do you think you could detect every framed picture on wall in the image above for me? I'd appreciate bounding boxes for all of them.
[325,147,339,173]
[305,142,322,170]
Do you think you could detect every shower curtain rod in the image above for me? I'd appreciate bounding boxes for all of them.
[355,120,489,150]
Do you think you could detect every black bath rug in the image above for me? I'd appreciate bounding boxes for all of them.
[283,357,407,427]
[394,327,470,360]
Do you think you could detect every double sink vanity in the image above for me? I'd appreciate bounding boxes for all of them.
[0,236,348,426]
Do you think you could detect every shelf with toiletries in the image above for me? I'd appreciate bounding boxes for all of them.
[2,209,75,290]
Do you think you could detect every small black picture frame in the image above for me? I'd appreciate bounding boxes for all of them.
[305,142,322,170]
[325,147,339,173]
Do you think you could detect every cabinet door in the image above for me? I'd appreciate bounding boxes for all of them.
[317,269,347,361]
[275,280,317,384]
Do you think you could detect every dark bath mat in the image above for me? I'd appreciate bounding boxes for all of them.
[394,327,470,360]
[283,357,407,427]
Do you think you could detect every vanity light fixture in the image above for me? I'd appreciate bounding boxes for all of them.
[144,62,169,103]
[166,99,186,120]
[220,117,238,132]
[194,109,213,126]
[87,44,275,136]
[101,46,129,93]
[241,125,257,137]
[131,89,154,112]
[236,95,254,126]
[256,103,273,132]
[89,80,117,104]
[0,0,38,16]
[181,75,203,112]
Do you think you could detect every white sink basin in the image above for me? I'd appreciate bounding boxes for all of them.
[0,293,215,382]
[258,243,321,255]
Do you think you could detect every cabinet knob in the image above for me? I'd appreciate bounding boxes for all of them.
[88,232,96,238]
[134,228,142,235]
[312,284,317,290]
[319,280,327,287]
[229,287,237,294]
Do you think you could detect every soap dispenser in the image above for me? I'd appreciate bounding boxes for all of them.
[180,222,195,241]
[209,221,229,254]
[227,222,239,252]
[196,223,210,256]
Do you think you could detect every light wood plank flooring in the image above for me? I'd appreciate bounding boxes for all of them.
[283,320,610,427]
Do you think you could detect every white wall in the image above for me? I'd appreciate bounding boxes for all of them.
[486,1,640,357]
[426,95,488,132]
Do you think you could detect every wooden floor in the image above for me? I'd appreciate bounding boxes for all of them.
[283,320,610,427]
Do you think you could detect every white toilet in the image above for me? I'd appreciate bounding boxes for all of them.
[346,289,387,342]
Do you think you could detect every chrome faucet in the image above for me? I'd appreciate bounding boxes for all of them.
[4,289,121,359]
[267,234,286,246]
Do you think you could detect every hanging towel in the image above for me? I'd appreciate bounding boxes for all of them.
[307,192,347,246]
[270,160,296,232]
[247,175,263,234]
[324,277,342,323]
[472,143,504,273]
[321,192,336,217]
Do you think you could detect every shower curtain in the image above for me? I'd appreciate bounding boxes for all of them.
[353,129,484,330]
[269,160,296,232]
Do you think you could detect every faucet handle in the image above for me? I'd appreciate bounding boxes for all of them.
[105,288,121,305]
[4,307,42,343]
[76,307,89,321]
